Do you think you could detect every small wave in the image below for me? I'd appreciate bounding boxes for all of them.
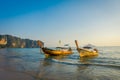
[91,63,120,70]
[51,58,120,70]
[52,58,81,65]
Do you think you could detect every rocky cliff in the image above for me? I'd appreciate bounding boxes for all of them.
[0,35,42,48]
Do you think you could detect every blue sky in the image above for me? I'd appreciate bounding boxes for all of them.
[0,0,120,47]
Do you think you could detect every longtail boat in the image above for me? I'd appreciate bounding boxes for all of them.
[75,40,98,57]
[37,40,73,56]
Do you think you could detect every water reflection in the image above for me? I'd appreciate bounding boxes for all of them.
[79,56,98,64]
[45,55,68,60]
[77,56,98,71]
[34,55,68,80]
[42,58,52,66]
[42,55,68,67]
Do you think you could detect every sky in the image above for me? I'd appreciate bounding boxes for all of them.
[0,0,120,47]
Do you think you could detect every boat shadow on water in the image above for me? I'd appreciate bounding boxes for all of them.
[79,56,98,64]
[40,55,68,67]
[45,55,68,60]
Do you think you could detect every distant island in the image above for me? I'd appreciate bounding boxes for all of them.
[0,35,43,48]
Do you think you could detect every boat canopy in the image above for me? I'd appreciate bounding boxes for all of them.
[83,44,96,49]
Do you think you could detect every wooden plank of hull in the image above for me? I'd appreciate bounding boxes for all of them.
[77,48,98,57]
[42,48,72,56]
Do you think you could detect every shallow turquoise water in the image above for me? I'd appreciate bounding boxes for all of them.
[0,47,120,80]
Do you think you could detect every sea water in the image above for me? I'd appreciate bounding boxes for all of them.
[0,47,120,80]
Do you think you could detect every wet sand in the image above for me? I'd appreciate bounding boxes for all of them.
[0,54,34,80]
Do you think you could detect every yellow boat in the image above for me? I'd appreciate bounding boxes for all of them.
[37,40,73,56]
[75,40,98,57]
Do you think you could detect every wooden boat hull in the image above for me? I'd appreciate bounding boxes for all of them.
[77,48,98,57]
[37,40,72,56]
[75,40,98,57]
[42,48,72,56]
